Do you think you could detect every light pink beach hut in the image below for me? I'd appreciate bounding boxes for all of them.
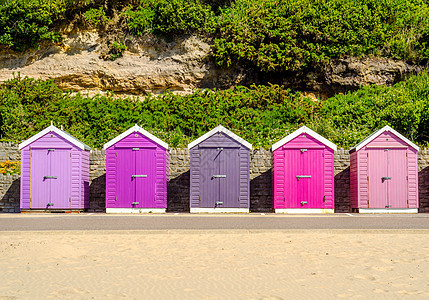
[103,125,169,213]
[19,125,91,211]
[272,126,337,213]
[349,125,419,213]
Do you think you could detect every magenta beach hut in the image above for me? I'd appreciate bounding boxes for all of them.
[272,126,337,213]
[349,125,419,213]
[103,125,169,213]
[188,125,252,213]
[19,125,91,211]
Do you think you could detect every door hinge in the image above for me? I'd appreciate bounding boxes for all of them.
[323,195,325,202]
[115,152,117,157]
[155,152,156,157]
[69,197,71,203]
[115,196,117,201]
[70,153,71,157]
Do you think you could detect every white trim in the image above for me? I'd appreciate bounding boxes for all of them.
[187,125,252,150]
[349,125,420,153]
[358,208,418,214]
[19,125,91,151]
[103,125,168,150]
[275,209,335,214]
[106,208,166,214]
[271,126,337,151]
[190,208,249,213]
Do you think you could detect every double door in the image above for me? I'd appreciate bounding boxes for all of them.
[31,148,71,209]
[368,148,408,208]
[284,148,324,208]
[200,147,240,208]
[116,147,156,208]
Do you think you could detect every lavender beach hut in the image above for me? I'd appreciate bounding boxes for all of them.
[272,126,337,213]
[19,125,91,211]
[103,125,169,213]
[349,125,419,213]
[188,125,252,213]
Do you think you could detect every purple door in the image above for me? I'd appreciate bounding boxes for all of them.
[31,148,71,209]
[116,147,156,208]
[369,148,407,208]
[200,148,240,208]
[284,148,324,208]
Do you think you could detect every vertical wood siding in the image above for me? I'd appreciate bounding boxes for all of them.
[358,151,369,208]
[273,133,335,209]
[350,151,358,208]
[190,132,250,209]
[20,149,31,209]
[105,131,168,209]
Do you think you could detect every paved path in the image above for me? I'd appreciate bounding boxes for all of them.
[0,213,429,231]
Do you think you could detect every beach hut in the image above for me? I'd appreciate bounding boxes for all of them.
[103,125,169,213]
[19,125,91,211]
[272,126,337,213]
[349,125,419,213]
[188,125,252,213]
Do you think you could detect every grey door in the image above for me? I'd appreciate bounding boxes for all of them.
[200,148,240,208]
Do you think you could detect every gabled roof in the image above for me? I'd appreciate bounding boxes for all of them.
[19,125,91,151]
[187,125,252,150]
[349,125,420,153]
[271,126,337,151]
[103,124,168,150]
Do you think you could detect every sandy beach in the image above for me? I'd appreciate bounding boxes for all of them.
[0,230,428,299]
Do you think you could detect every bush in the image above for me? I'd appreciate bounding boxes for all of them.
[84,7,110,27]
[0,0,65,51]
[109,41,127,60]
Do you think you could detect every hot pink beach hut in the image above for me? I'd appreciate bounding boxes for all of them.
[349,125,419,213]
[103,125,169,213]
[272,126,337,213]
[19,125,91,211]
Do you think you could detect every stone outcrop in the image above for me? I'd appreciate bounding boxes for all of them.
[0,31,426,97]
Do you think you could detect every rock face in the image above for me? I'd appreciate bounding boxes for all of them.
[0,31,426,96]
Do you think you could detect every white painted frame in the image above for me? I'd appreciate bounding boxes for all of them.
[103,124,168,150]
[190,208,249,213]
[275,209,335,214]
[187,125,252,150]
[358,208,418,214]
[106,208,166,214]
[271,126,337,151]
[19,125,91,151]
[349,125,420,153]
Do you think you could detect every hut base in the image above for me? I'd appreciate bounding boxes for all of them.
[21,209,83,213]
[356,208,418,214]
[190,208,249,213]
[275,209,334,214]
[106,208,166,214]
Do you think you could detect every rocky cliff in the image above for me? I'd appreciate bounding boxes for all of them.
[0,31,425,97]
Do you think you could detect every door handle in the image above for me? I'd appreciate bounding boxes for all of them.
[132,202,139,205]
[382,176,391,182]
[44,176,57,179]
[300,201,307,205]
[296,175,311,180]
[132,175,147,178]
[212,175,226,179]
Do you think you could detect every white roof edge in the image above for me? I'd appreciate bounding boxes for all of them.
[271,126,337,151]
[18,125,91,151]
[187,125,252,150]
[103,125,169,150]
[349,125,420,152]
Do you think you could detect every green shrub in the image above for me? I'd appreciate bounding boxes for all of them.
[109,41,127,60]
[84,7,110,27]
[0,0,65,51]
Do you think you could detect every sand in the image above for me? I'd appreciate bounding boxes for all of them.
[0,230,428,299]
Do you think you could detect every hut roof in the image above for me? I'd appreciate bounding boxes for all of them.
[188,125,252,150]
[271,126,337,151]
[19,125,91,151]
[103,124,168,150]
[349,125,419,153]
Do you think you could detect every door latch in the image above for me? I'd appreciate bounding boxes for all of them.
[212,175,226,179]
[300,201,307,205]
[132,175,147,178]
[132,202,139,205]
[44,176,57,179]
[300,149,307,153]
[296,175,311,180]
[215,201,223,207]
[381,176,392,182]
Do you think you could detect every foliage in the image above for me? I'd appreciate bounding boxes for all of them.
[84,7,110,27]
[211,0,429,72]
[0,0,65,51]
[0,161,20,175]
[1,73,429,149]
[109,41,127,60]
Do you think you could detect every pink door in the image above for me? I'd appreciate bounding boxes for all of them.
[368,148,408,208]
[31,148,71,209]
[116,147,156,208]
[284,148,324,208]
